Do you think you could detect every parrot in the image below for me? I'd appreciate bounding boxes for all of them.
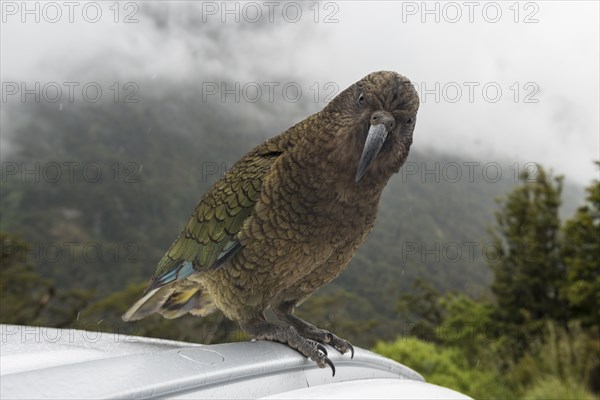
[122,71,420,375]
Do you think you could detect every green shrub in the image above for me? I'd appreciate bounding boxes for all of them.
[373,337,512,399]
[522,377,596,400]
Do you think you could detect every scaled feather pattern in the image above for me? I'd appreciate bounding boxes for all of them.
[123,71,420,374]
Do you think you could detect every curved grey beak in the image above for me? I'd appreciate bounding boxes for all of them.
[355,124,388,182]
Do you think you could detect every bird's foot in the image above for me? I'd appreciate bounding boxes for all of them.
[293,326,354,358]
[242,321,336,376]
[273,310,355,358]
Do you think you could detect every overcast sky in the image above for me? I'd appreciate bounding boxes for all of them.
[2,1,598,185]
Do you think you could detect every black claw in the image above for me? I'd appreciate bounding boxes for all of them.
[348,342,355,359]
[324,357,336,377]
[317,343,328,355]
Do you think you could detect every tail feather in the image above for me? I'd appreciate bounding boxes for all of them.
[122,283,216,322]
[159,288,217,319]
[122,285,175,321]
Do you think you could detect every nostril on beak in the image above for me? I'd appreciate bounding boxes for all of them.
[371,111,395,132]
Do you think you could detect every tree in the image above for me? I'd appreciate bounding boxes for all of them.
[0,232,95,327]
[395,278,445,343]
[0,232,54,324]
[561,162,600,329]
[489,166,568,356]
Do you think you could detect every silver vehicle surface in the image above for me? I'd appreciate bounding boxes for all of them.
[0,324,470,399]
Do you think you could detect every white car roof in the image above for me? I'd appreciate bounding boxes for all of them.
[0,324,471,399]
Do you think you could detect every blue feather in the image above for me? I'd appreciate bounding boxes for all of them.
[151,261,195,289]
[145,238,241,294]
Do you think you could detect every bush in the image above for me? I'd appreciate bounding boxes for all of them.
[373,337,512,399]
[522,377,596,400]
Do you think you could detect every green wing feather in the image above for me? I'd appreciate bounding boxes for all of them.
[152,146,284,282]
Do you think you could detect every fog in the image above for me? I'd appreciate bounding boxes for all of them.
[2,1,598,184]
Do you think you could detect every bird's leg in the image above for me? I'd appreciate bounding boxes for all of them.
[240,316,336,376]
[273,301,354,358]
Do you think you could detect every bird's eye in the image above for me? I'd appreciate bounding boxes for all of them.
[357,93,365,105]
[407,117,414,124]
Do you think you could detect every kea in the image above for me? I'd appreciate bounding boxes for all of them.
[122,71,419,374]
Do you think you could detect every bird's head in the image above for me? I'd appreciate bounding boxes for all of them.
[324,71,419,184]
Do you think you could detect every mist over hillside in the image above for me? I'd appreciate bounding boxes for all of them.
[3,2,598,184]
